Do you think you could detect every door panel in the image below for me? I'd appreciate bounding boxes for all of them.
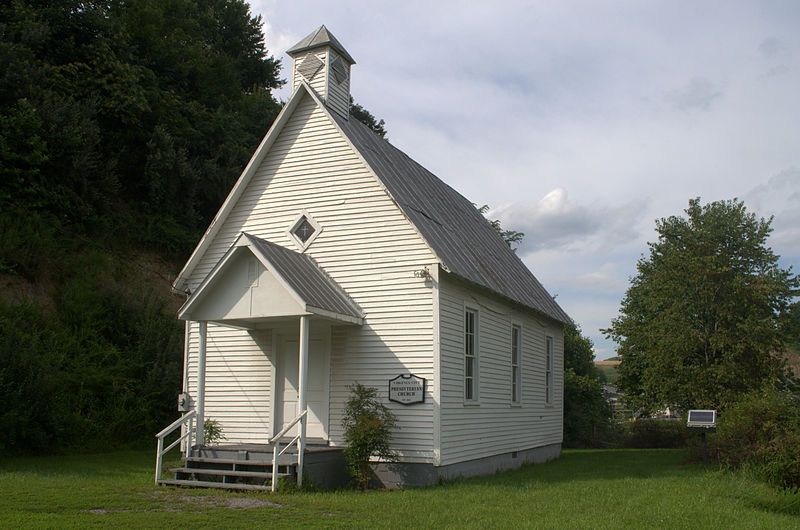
[275,335,329,439]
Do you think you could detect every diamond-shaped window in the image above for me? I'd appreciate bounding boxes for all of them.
[293,216,316,243]
[297,54,323,81]
[331,56,348,85]
[288,212,321,250]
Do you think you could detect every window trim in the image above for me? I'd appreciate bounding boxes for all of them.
[287,209,322,251]
[545,335,554,405]
[511,324,522,404]
[464,306,479,404]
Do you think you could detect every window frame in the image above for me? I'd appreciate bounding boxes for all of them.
[511,324,522,404]
[287,209,322,251]
[464,307,479,404]
[545,335,554,405]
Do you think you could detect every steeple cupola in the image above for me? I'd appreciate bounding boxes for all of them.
[286,25,355,119]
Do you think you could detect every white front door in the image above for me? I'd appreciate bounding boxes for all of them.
[275,334,329,440]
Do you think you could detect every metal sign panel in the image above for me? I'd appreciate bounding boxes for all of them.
[687,409,716,428]
[389,374,426,405]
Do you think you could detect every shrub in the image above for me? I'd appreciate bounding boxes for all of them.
[203,419,226,446]
[624,419,688,448]
[563,369,613,447]
[342,383,397,489]
[713,388,800,491]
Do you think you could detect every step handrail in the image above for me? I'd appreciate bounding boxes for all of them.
[270,409,307,492]
[155,409,196,484]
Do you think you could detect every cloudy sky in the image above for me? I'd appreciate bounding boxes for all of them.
[252,1,800,359]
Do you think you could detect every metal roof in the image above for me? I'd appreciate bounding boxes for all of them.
[286,25,356,65]
[332,114,572,324]
[244,233,364,320]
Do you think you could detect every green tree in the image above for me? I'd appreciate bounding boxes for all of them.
[606,198,799,413]
[563,325,611,447]
[349,96,387,138]
[477,205,525,249]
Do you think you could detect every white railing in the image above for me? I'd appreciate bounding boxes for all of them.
[155,409,197,484]
[269,410,307,492]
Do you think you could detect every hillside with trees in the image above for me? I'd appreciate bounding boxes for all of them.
[0,0,284,452]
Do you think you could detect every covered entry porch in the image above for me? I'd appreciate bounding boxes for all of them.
[155,233,363,490]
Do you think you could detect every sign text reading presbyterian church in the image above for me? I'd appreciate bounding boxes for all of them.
[388,374,426,405]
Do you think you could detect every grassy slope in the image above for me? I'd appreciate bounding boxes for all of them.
[1,449,798,529]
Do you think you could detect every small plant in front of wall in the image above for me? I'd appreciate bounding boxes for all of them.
[204,419,226,446]
[342,383,397,490]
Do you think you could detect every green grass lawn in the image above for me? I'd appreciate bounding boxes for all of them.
[1,448,798,529]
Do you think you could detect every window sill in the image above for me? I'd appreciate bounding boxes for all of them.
[463,402,480,407]
[510,403,522,408]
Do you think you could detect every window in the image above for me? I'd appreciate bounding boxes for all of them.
[511,325,522,403]
[287,210,322,250]
[545,336,554,404]
[293,216,316,242]
[465,308,478,402]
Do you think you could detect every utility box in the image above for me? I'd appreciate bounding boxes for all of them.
[177,392,192,412]
[687,409,716,429]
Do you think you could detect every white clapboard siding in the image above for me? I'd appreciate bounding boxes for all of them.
[292,50,327,97]
[438,273,564,466]
[325,50,351,118]
[185,92,437,461]
[186,322,273,444]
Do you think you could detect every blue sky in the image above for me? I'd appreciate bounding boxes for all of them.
[253,1,800,359]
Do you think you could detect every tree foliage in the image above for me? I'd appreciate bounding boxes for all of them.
[477,205,525,249]
[563,325,612,447]
[0,0,283,451]
[0,0,283,254]
[606,198,799,413]
[349,96,387,138]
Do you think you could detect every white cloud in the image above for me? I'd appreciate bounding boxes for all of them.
[492,188,649,253]
[249,1,800,358]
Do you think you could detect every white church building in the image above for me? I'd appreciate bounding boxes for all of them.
[156,25,570,490]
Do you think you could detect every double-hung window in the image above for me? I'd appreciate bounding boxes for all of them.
[464,308,478,402]
[511,325,522,403]
[545,335,554,404]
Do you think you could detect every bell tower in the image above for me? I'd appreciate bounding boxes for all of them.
[286,25,355,119]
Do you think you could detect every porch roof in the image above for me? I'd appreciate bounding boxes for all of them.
[178,233,363,325]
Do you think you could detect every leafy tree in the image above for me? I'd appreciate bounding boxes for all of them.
[563,325,611,447]
[349,96,387,138]
[606,198,799,413]
[477,205,525,249]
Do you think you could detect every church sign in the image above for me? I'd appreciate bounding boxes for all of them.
[389,374,426,405]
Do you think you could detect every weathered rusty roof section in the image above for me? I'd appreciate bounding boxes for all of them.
[244,233,364,320]
[332,114,572,324]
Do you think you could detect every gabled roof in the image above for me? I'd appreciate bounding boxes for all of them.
[243,233,363,321]
[286,25,356,65]
[173,81,570,325]
[330,114,572,325]
[179,232,363,324]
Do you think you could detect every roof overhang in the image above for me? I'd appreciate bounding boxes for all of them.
[179,233,363,325]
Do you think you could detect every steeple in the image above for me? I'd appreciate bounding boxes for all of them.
[287,25,355,119]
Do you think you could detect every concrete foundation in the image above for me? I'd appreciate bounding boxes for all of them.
[372,443,562,489]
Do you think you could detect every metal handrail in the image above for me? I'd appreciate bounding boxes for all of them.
[270,410,307,492]
[155,409,196,484]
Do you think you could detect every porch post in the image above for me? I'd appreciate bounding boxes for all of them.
[195,320,208,446]
[297,315,309,487]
